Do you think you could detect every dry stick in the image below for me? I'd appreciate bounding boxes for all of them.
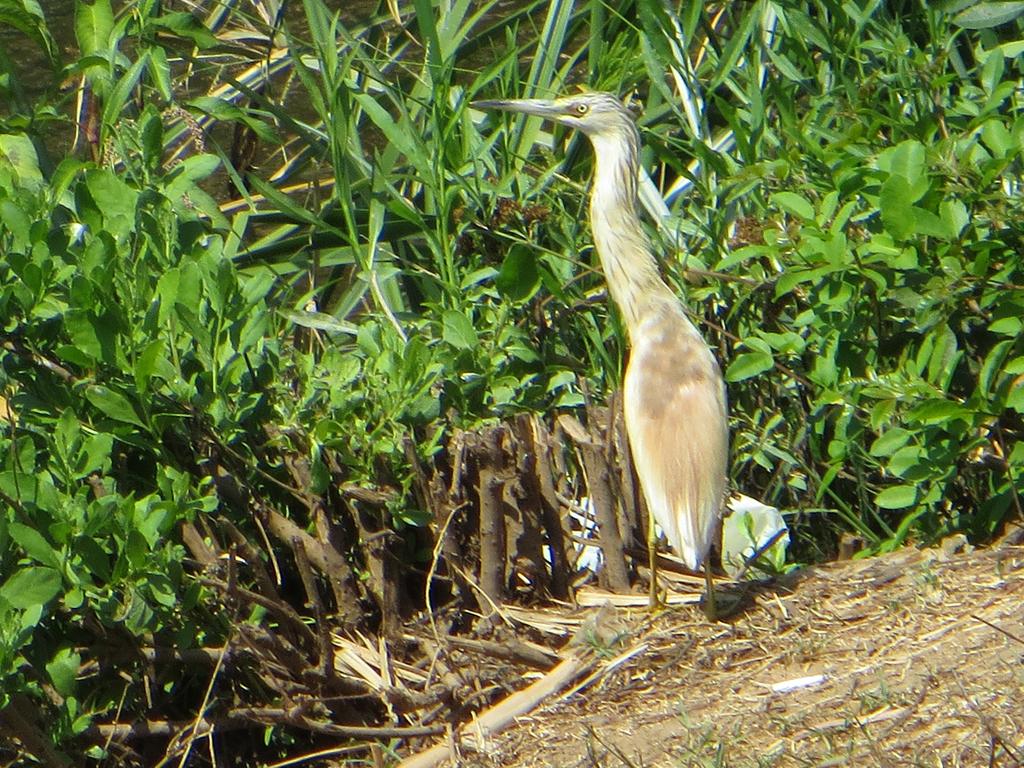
[583,724,642,768]
[583,427,620,563]
[527,415,571,600]
[180,520,219,567]
[971,613,1024,646]
[198,577,316,647]
[339,482,396,506]
[0,695,74,767]
[0,338,77,383]
[448,562,514,627]
[611,393,643,547]
[404,434,434,519]
[425,501,467,648]
[351,498,403,635]
[507,425,551,595]
[995,424,1023,524]
[315,502,365,629]
[562,415,631,593]
[445,636,558,670]
[293,535,334,682]
[97,646,237,666]
[395,653,595,768]
[448,429,467,500]
[252,507,283,586]
[221,517,278,599]
[952,672,1024,765]
[477,428,507,606]
[261,504,361,617]
[157,640,230,768]
[239,624,326,689]
[95,715,443,741]
[602,398,634,552]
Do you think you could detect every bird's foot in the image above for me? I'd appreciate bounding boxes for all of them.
[647,580,667,613]
[702,565,719,622]
[701,587,718,622]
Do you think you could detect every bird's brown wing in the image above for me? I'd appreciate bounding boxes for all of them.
[623,310,728,571]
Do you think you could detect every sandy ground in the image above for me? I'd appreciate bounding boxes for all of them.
[445,538,1024,767]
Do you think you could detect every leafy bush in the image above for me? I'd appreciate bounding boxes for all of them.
[0,0,1021,761]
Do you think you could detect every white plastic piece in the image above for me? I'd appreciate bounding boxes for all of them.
[721,493,789,579]
[770,674,826,693]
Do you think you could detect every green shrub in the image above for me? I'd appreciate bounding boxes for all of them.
[0,0,1021,760]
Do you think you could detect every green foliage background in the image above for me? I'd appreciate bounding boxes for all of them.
[0,0,1022,758]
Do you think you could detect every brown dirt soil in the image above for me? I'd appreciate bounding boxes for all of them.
[442,539,1024,767]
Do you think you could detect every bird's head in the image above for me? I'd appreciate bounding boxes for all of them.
[471,92,637,140]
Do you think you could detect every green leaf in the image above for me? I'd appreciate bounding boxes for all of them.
[75,0,114,58]
[1008,380,1024,413]
[879,176,915,240]
[495,247,540,302]
[1,566,61,609]
[147,44,172,102]
[279,309,358,335]
[353,93,428,178]
[0,0,57,64]
[85,169,138,240]
[981,118,1015,157]
[101,51,151,137]
[876,485,918,509]
[989,316,1023,335]
[135,340,171,390]
[888,140,927,183]
[725,351,774,382]
[953,1,1024,28]
[906,398,970,425]
[186,97,279,143]
[79,433,113,476]
[912,207,951,240]
[150,11,219,48]
[442,309,478,351]
[939,199,969,239]
[165,153,220,185]
[66,310,117,364]
[0,133,44,191]
[85,385,145,428]
[46,648,81,698]
[8,522,59,568]
[0,199,31,249]
[979,339,1014,396]
[770,191,815,221]
[870,428,911,457]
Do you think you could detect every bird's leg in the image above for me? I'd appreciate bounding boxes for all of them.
[703,563,717,622]
[648,515,661,609]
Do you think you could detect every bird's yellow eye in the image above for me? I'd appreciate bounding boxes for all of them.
[574,103,589,116]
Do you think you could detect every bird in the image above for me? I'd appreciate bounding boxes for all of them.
[472,92,729,616]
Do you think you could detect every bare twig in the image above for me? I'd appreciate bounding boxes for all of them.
[396,653,595,768]
[198,577,316,646]
[971,613,1024,647]
[0,695,74,767]
[476,426,509,606]
[561,414,630,592]
[445,636,559,670]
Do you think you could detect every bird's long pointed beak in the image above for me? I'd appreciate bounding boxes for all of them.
[471,98,565,120]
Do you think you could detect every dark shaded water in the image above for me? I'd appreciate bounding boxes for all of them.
[1,0,369,103]
[1,0,380,173]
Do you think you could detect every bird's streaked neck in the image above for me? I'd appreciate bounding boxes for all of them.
[586,127,677,333]
[589,130,640,219]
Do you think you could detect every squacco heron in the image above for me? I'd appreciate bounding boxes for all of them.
[474,92,728,616]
